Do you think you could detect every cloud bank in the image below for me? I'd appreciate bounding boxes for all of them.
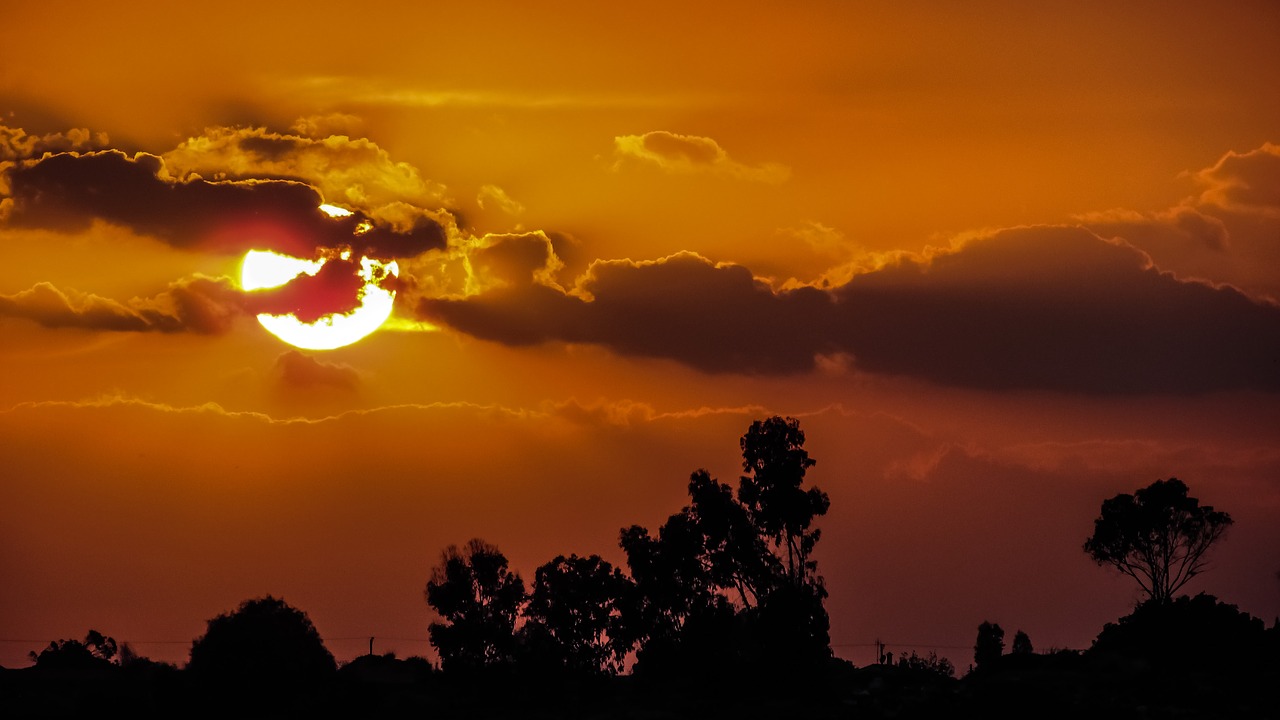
[420,226,1280,394]
[0,275,243,334]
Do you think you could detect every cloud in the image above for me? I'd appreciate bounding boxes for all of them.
[0,124,107,161]
[1075,143,1280,302]
[831,226,1280,393]
[1,149,445,258]
[160,125,450,213]
[289,113,365,139]
[273,350,360,391]
[612,131,790,183]
[476,184,525,218]
[0,275,244,334]
[419,227,1280,394]
[421,250,835,373]
[1194,142,1280,216]
[399,230,567,302]
[245,254,373,323]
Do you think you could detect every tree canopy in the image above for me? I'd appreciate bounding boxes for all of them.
[619,416,832,674]
[28,630,118,670]
[187,595,335,688]
[524,553,631,675]
[739,416,830,586]
[1083,478,1232,603]
[974,621,1004,670]
[425,538,527,671]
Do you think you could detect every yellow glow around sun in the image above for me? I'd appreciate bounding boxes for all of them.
[241,249,399,350]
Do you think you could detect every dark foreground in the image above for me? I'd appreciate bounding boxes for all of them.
[4,650,1277,720]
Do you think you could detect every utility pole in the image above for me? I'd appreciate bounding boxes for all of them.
[368,636,374,656]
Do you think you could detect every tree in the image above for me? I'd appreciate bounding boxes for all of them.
[974,621,1004,669]
[1011,629,1033,655]
[187,596,336,684]
[617,513,723,664]
[897,650,956,679]
[523,553,631,674]
[619,416,833,674]
[686,469,781,608]
[738,416,830,586]
[29,629,118,669]
[1090,593,1272,671]
[425,538,526,671]
[1083,478,1233,603]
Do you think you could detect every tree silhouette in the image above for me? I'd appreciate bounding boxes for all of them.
[897,650,956,679]
[738,416,829,586]
[425,538,526,672]
[617,513,722,662]
[28,629,118,669]
[974,621,1004,669]
[686,469,781,608]
[619,416,833,674]
[523,553,631,675]
[1083,478,1233,603]
[187,596,336,684]
[1011,629,1033,655]
[1090,593,1272,672]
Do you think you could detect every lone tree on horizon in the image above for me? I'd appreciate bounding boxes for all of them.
[1083,478,1232,604]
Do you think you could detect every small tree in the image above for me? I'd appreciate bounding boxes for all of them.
[974,621,1004,669]
[1011,630,1033,655]
[1083,478,1232,603]
[425,538,526,671]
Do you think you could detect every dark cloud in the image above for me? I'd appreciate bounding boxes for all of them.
[833,226,1280,393]
[422,251,835,373]
[0,275,244,334]
[245,256,369,323]
[2,149,445,258]
[273,350,360,390]
[419,228,1280,394]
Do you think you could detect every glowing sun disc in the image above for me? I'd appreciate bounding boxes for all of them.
[241,249,398,350]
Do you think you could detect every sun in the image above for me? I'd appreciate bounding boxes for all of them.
[241,249,399,350]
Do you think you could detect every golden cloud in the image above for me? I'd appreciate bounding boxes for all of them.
[612,130,790,183]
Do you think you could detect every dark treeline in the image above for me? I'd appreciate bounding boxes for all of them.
[4,417,1278,719]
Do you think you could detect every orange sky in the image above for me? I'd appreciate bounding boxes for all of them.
[2,0,1278,669]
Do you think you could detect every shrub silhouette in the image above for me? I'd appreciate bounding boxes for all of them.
[187,595,336,688]
[1090,593,1271,671]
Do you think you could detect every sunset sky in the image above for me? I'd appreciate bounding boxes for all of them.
[2,1,1278,669]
